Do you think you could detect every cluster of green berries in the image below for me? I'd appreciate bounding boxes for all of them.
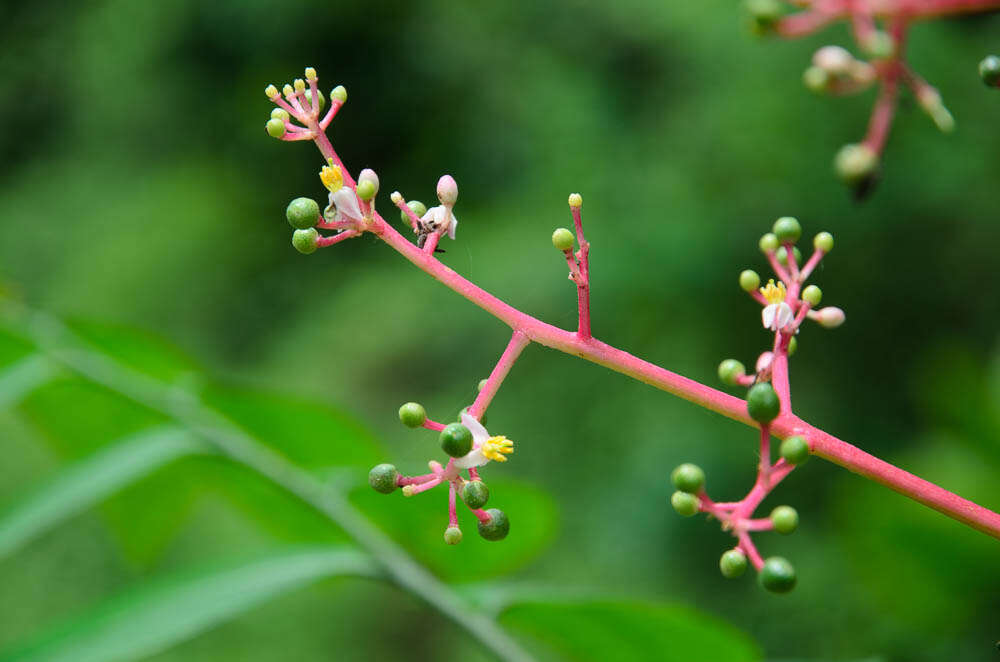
[286,197,321,254]
[719,547,801,594]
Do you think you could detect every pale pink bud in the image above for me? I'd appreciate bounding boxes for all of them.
[815,307,845,328]
[756,351,774,373]
[436,174,458,206]
[813,46,853,76]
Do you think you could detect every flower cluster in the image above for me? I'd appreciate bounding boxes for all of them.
[671,216,843,593]
[744,0,1000,192]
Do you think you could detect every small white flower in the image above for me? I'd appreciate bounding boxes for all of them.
[325,187,364,225]
[454,412,513,469]
[759,279,794,331]
[420,205,458,240]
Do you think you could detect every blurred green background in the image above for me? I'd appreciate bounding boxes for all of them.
[1,0,999,660]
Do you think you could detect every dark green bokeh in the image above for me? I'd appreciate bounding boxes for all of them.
[1,1,999,660]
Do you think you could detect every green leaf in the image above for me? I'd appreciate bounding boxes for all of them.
[0,546,379,662]
[0,426,207,559]
[65,319,202,383]
[497,599,760,662]
[0,355,59,409]
[351,477,557,582]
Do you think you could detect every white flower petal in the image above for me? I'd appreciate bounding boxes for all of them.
[460,412,489,446]
[776,302,794,329]
[447,213,458,240]
[331,187,363,222]
[762,304,777,330]
[454,448,487,469]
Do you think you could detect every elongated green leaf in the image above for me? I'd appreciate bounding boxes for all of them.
[0,426,206,558]
[0,355,59,409]
[498,599,760,662]
[0,546,379,662]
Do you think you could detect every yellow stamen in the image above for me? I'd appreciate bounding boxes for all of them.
[482,436,514,463]
[320,164,343,192]
[759,279,787,305]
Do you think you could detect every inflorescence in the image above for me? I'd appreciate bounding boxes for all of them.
[744,0,1000,193]
[671,216,843,592]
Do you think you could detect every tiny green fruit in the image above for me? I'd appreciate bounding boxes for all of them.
[802,285,822,307]
[720,549,748,578]
[286,197,320,229]
[759,556,797,593]
[671,463,705,493]
[671,491,699,517]
[292,228,319,254]
[265,118,286,138]
[401,200,427,226]
[461,480,490,509]
[772,216,801,243]
[270,108,290,122]
[979,55,1000,87]
[718,359,746,386]
[368,463,399,494]
[398,402,426,428]
[440,423,473,457]
[770,505,799,534]
[739,270,760,292]
[444,527,463,545]
[356,180,377,201]
[776,245,802,267]
[304,88,326,113]
[813,231,834,253]
[780,436,809,464]
[552,228,575,251]
[759,233,779,253]
[478,509,510,541]
[747,382,780,423]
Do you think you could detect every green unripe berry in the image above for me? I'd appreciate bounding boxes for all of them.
[292,228,319,254]
[834,143,878,184]
[477,379,488,391]
[331,85,348,103]
[461,480,490,509]
[671,463,705,493]
[980,56,1000,87]
[440,423,473,457]
[759,556,797,593]
[477,508,510,541]
[813,231,834,253]
[759,233,779,253]
[271,108,290,122]
[444,526,463,545]
[671,490,700,517]
[770,505,799,534]
[720,549,748,578]
[401,200,427,226]
[552,227,575,251]
[368,463,399,494]
[862,30,894,59]
[398,402,426,428]
[739,270,760,292]
[286,197,320,229]
[776,245,802,267]
[304,88,325,113]
[458,407,486,426]
[265,118,286,138]
[787,336,798,357]
[745,0,783,32]
[801,285,822,307]
[780,436,810,464]
[356,180,377,201]
[718,359,746,386]
[772,216,801,243]
[746,382,780,423]
[802,66,828,93]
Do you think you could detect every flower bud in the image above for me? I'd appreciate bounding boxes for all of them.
[286,197,320,229]
[401,200,427,226]
[357,168,379,200]
[813,46,853,76]
[271,108,290,122]
[670,491,699,517]
[477,508,510,541]
[802,66,829,94]
[916,87,954,133]
[293,78,306,92]
[779,436,809,465]
[440,423,473,457]
[461,480,490,509]
[980,55,1000,87]
[772,216,801,243]
[265,84,279,99]
[368,463,399,494]
[759,233,779,253]
[282,84,294,98]
[801,285,822,307]
[739,270,760,292]
[568,193,583,208]
[444,526,463,545]
[720,549,748,578]
[815,306,845,328]
[671,463,705,494]
[265,118,286,139]
[331,85,348,103]
[478,379,488,391]
[770,505,799,534]
[813,231,834,253]
[292,228,319,254]
[861,31,894,59]
[834,143,878,185]
[747,382,780,423]
[759,556,796,593]
[755,351,773,373]
[304,66,317,81]
[718,359,746,386]
[552,228,575,251]
[437,175,458,206]
[398,402,426,428]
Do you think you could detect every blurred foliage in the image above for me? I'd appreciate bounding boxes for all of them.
[1,0,999,660]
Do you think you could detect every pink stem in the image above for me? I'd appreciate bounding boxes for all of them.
[422,419,446,432]
[759,425,772,486]
[776,9,840,36]
[280,131,317,142]
[406,477,442,495]
[316,230,359,248]
[798,248,825,282]
[392,194,421,232]
[448,482,459,527]
[320,101,344,130]
[423,232,441,254]
[749,290,767,305]
[471,507,492,524]
[302,127,1000,540]
[563,252,582,282]
[468,467,481,481]
[468,331,530,419]
[738,533,765,570]
[398,472,438,486]
[764,250,791,284]
[863,19,906,154]
[783,242,800,282]
[570,204,592,339]
[770,334,792,414]
[307,78,321,119]
[742,518,776,531]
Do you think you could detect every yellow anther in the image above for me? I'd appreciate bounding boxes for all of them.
[305,67,317,80]
[264,84,279,99]
[282,84,294,98]
[482,436,514,463]
[320,164,344,192]
[759,279,787,305]
[293,78,306,92]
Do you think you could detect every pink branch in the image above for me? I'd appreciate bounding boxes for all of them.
[468,331,530,419]
[570,203,592,339]
[776,9,840,36]
[798,248,825,282]
[764,250,792,284]
[422,418,446,432]
[448,482,459,527]
[738,533,765,570]
[316,230,360,248]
